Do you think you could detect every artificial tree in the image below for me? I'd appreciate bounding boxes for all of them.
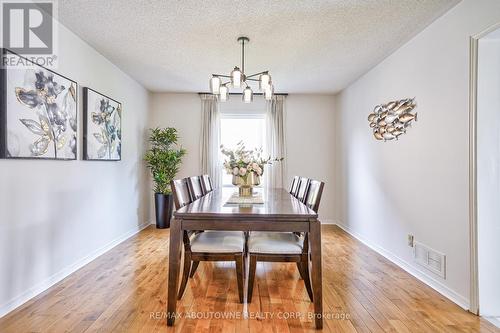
[145,127,186,228]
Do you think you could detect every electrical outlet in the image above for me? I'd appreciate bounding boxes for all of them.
[407,234,414,247]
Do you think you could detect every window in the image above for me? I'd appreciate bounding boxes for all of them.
[220,113,266,186]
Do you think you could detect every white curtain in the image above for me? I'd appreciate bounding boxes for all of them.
[200,94,222,188]
[265,95,287,189]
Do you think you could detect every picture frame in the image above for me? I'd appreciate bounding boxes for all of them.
[83,87,122,161]
[0,49,78,160]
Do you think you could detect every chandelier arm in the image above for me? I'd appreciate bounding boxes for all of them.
[246,71,269,79]
[245,78,260,82]
[213,74,231,78]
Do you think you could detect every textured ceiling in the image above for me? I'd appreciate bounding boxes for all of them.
[58,0,459,93]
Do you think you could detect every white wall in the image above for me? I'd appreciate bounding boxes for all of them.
[0,24,151,316]
[285,95,336,222]
[334,0,500,309]
[149,93,336,222]
[477,37,500,316]
[149,93,202,178]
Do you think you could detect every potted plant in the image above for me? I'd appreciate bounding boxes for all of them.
[145,127,186,229]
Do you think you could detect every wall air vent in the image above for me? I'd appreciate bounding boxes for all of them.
[413,241,446,279]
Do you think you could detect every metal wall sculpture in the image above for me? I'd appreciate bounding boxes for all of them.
[368,98,417,141]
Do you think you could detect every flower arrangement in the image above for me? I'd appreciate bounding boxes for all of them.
[221,141,281,181]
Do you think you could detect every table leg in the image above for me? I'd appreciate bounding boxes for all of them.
[309,220,323,329]
[167,218,182,326]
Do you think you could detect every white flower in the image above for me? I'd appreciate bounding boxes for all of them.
[252,162,259,170]
[239,167,247,176]
[232,167,239,175]
[243,156,251,164]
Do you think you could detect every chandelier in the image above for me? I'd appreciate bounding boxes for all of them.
[209,36,274,103]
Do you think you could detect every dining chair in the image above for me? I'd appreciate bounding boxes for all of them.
[200,174,213,194]
[303,180,324,212]
[171,178,191,208]
[289,176,300,196]
[295,177,310,203]
[247,179,325,303]
[171,178,246,303]
[187,176,204,200]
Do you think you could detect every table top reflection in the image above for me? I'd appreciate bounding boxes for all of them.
[174,187,317,220]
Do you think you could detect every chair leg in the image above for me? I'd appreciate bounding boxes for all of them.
[177,251,191,300]
[300,260,314,302]
[235,254,245,303]
[247,255,257,303]
[296,262,306,280]
[189,261,200,278]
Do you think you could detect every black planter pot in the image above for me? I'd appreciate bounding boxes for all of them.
[154,193,173,229]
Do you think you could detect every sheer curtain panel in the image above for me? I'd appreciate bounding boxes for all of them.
[265,95,286,189]
[200,94,222,188]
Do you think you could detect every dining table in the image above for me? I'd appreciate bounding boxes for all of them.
[166,187,323,329]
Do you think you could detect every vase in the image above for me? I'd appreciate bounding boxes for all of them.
[154,193,173,229]
[232,173,261,197]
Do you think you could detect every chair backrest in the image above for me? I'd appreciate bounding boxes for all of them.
[289,176,300,196]
[171,178,192,209]
[304,180,325,213]
[188,176,204,200]
[296,177,310,203]
[200,174,213,194]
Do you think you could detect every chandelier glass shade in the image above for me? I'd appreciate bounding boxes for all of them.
[259,73,271,91]
[209,76,221,94]
[230,67,243,88]
[243,86,253,103]
[264,83,273,100]
[209,36,274,102]
[219,84,229,101]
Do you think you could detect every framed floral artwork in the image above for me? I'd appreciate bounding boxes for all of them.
[0,49,78,159]
[83,88,121,161]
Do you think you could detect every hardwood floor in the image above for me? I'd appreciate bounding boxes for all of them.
[0,225,497,332]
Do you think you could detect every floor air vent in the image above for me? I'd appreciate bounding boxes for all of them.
[413,241,446,278]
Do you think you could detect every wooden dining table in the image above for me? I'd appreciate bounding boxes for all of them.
[166,187,323,329]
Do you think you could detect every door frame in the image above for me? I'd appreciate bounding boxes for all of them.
[468,21,500,316]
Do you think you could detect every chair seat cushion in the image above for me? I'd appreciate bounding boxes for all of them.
[190,231,245,253]
[248,232,304,254]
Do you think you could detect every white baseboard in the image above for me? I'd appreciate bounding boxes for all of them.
[321,219,336,225]
[335,221,470,310]
[0,222,151,319]
[484,317,500,329]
